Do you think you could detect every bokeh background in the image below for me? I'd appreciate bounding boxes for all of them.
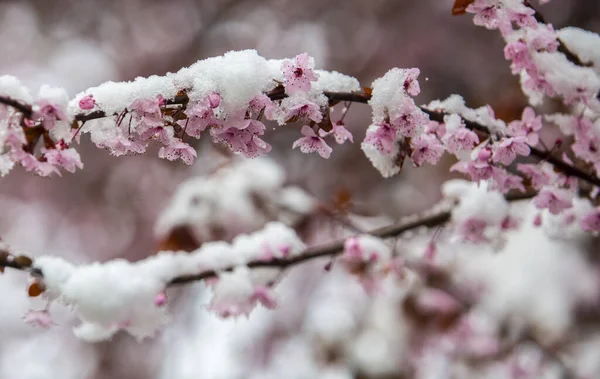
[0,1,598,378]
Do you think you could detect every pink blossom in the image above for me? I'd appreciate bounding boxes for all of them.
[154,291,168,307]
[285,100,323,124]
[466,1,500,30]
[281,53,318,94]
[504,40,533,74]
[572,132,600,164]
[580,209,600,232]
[23,309,55,329]
[35,100,68,131]
[444,128,479,154]
[78,95,95,110]
[130,97,164,132]
[16,150,61,177]
[211,119,271,158]
[459,217,488,243]
[425,120,446,139]
[491,167,526,194]
[139,126,173,145]
[508,107,542,146]
[249,94,277,118]
[42,147,83,173]
[158,139,197,165]
[410,133,444,167]
[292,125,332,159]
[403,68,421,96]
[451,160,494,182]
[477,147,492,161]
[330,121,353,144]
[207,92,221,108]
[533,187,573,215]
[516,163,550,189]
[492,136,530,165]
[251,286,278,309]
[390,100,428,138]
[363,122,397,156]
[183,100,221,138]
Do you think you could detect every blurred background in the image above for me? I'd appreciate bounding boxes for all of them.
[0,0,598,378]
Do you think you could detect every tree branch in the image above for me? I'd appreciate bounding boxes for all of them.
[1,86,598,187]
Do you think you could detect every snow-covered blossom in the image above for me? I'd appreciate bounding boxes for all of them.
[410,133,444,167]
[292,125,332,159]
[443,114,479,155]
[363,122,397,156]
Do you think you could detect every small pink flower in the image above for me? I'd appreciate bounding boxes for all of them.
[36,101,68,131]
[364,122,397,156]
[140,126,173,145]
[78,95,95,110]
[580,208,600,232]
[451,160,494,182]
[23,309,55,329]
[444,128,479,154]
[533,187,573,215]
[249,94,277,117]
[508,107,542,146]
[42,147,83,173]
[491,167,526,194]
[467,1,500,29]
[459,217,488,243]
[154,291,168,307]
[285,100,322,124]
[292,125,332,159]
[516,163,550,189]
[211,119,271,158]
[329,121,353,144]
[207,92,221,109]
[533,213,543,226]
[492,136,530,165]
[281,53,319,94]
[410,133,444,167]
[251,286,278,310]
[390,100,428,138]
[16,150,61,177]
[158,139,197,165]
[403,68,421,96]
[183,100,221,138]
[504,40,532,74]
[477,147,492,161]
